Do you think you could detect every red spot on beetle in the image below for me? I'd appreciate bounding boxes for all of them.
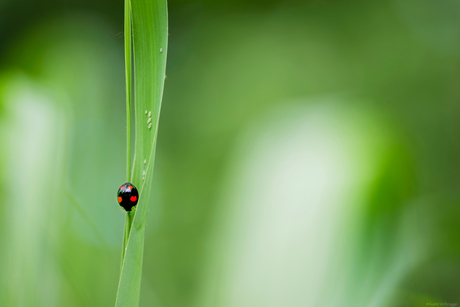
[128,186,133,190]
[117,196,122,203]
[130,196,137,202]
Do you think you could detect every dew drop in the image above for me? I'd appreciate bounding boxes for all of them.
[145,110,148,114]
[148,111,152,117]
[147,117,152,124]
[148,123,152,129]
[144,159,146,164]
[160,48,163,53]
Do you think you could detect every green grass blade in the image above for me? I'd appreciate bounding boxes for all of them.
[125,0,132,180]
[122,0,133,266]
[116,0,168,305]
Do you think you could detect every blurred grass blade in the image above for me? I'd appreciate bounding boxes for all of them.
[65,191,108,248]
[116,0,168,306]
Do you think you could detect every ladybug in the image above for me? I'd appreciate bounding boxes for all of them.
[117,182,139,211]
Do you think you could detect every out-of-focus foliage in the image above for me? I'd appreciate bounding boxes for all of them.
[0,0,459,307]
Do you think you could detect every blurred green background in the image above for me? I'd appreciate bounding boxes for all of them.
[1,0,459,306]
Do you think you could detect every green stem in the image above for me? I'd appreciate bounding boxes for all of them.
[125,0,132,180]
[121,211,134,269]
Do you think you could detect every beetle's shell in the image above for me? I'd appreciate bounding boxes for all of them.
[117,182,139,211]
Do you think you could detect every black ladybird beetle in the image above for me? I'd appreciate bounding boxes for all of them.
[117,182,139,211]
